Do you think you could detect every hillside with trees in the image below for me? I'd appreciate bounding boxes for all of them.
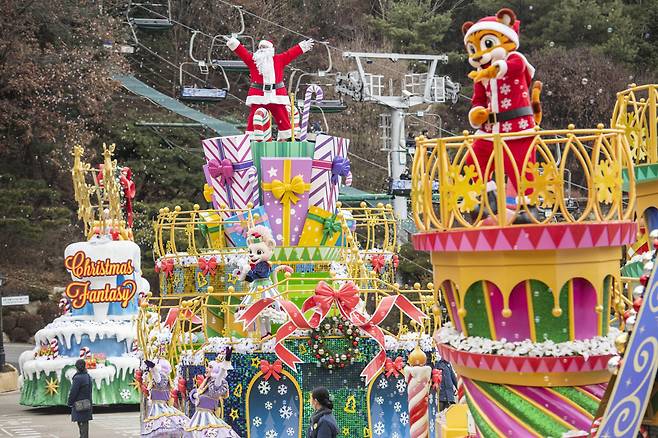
[0,0,656,323]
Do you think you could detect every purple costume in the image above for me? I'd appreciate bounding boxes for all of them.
[141,376,188,437]
[183,377,239,438]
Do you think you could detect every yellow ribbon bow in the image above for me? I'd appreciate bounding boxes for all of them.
[203,183,213,202]
[269,175,308,205]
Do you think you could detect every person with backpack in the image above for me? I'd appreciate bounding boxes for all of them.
[68,359,93,438]
[436,357,458,411]
[307,387,338,438]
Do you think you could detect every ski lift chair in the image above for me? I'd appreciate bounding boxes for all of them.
[207,6,253,73]
[290,43,348,114]
[127,1,173,30]
[179,61,230,102]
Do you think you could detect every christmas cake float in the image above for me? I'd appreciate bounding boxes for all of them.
[19,145,146,406]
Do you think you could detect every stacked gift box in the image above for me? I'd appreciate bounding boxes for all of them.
[200,133,353,253]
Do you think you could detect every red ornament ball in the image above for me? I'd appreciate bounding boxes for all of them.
[640,274,649,286]
[633,297,643,312]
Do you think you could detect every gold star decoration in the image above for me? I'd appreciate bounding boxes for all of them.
[130,378,141,392]
[229,408,239,421]
[45,377,59,396]
[226,273,239,285]
[233,383,242,398]
[342,426,350,436]
[251,357,261,368]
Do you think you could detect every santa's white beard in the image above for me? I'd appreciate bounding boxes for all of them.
[253,48,275,85]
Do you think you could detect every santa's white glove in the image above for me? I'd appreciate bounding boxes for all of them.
[299,39,315,53]
[226,36,240,51]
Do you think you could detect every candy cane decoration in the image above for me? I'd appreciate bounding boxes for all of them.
[79,347,91,359]
[299,85,324,141]
[252,107,272,142]
[49,339,59,359]
[403,348,432,438]
[131,340,139,353]
[58,297,71,315]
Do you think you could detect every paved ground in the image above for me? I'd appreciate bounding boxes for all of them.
[4,344,33,367]
[0,391,141,437]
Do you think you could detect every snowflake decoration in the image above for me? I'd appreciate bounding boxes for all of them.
[502,121,513,133]
[265,430,278,438]
[500,98,512,109]
[446,164,485,213]
[396,379,406,393]
[277,384,288,395]
[522,161,560,208]
[500,84,511,95]
[623,113,648,163]
[400,412,409,425]
[279,404,293,420]
[265,401,273,410]
[287,427,295,436]
[392,433,401,438]
[373,421,385,436]
[119,388,131,401]
[253,417,262,427]
[394,401,402,412]
[258,380,271,395]
[518,118,529,130]
[205,429,219,438]
[593,159,621,205]
[378,378,389,389]
[375,396,384,405]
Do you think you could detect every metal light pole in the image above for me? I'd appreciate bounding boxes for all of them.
[0,273,6,370]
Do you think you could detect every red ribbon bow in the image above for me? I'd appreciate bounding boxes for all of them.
[302,281,361,321]
[385,356,404,378]
[260,359,283,381]
[432,368,443,390]
[208,158,234,187]
[235,281,427,384]
[157,259,175,277]
[371,254,385,273]
[198,257,217,276]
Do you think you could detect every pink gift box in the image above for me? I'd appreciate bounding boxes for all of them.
[260,157,312,246]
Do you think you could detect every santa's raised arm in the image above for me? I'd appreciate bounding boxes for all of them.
[226,37,314,140]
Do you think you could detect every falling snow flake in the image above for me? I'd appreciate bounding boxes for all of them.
[265,430,278,438]
[373,421,385,436]
[253,417,262,427]
[265,401,273,410]
[378,379,389,389]
[400,412,409,425]
[258,380,271,395]
[287,428,294,436]
[394,401,402,412]
[396,379,406,393]
[279,404,293,420]
[278,384,288,395]
[375,396,384,405]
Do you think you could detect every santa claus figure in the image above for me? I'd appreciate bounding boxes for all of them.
[226,36,314,140]
[461,8,542,223]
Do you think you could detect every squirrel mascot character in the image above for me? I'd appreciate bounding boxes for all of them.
[462,8,542,222]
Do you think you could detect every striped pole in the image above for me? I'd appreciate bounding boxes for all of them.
[299,85,324,141]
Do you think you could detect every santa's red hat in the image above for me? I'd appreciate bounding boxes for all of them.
[464,15,521,48]
[258,40,274,49]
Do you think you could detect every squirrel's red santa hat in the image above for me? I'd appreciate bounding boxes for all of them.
[464,15,521,48]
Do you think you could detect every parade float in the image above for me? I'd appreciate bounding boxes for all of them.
[18,145,146,406]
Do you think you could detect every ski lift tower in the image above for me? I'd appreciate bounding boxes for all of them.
[336,52,459,219]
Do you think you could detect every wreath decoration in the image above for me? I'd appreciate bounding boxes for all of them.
[309,316,360,369]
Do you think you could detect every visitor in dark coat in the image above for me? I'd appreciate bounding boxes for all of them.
[437,357,458,411]
[68,359,93,438]
[307,386,338,438]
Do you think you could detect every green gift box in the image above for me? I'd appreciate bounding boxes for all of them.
[251,141,315,201]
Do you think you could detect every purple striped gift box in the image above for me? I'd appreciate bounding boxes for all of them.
[309,134,351,212]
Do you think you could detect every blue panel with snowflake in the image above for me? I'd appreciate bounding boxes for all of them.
[247,373,302,438]
[368,372,409,438]
[428,386,439,436]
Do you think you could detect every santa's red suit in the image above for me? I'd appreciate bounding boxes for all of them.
[227,38,313,139]
[464,21,537,192]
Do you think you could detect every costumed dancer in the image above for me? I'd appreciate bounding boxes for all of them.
[236,225,291,337]
[462,8,543,223]
[184,349,239,438]
[225,35,314,140]
[141,358,188,438]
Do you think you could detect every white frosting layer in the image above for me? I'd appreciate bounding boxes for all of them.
[21,355,140,388]
[34,316,136,350]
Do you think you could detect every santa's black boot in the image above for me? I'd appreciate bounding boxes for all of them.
[470,181,498,223]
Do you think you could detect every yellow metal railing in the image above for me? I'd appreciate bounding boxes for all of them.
[412,127,635,231]
[611,83,658,165]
